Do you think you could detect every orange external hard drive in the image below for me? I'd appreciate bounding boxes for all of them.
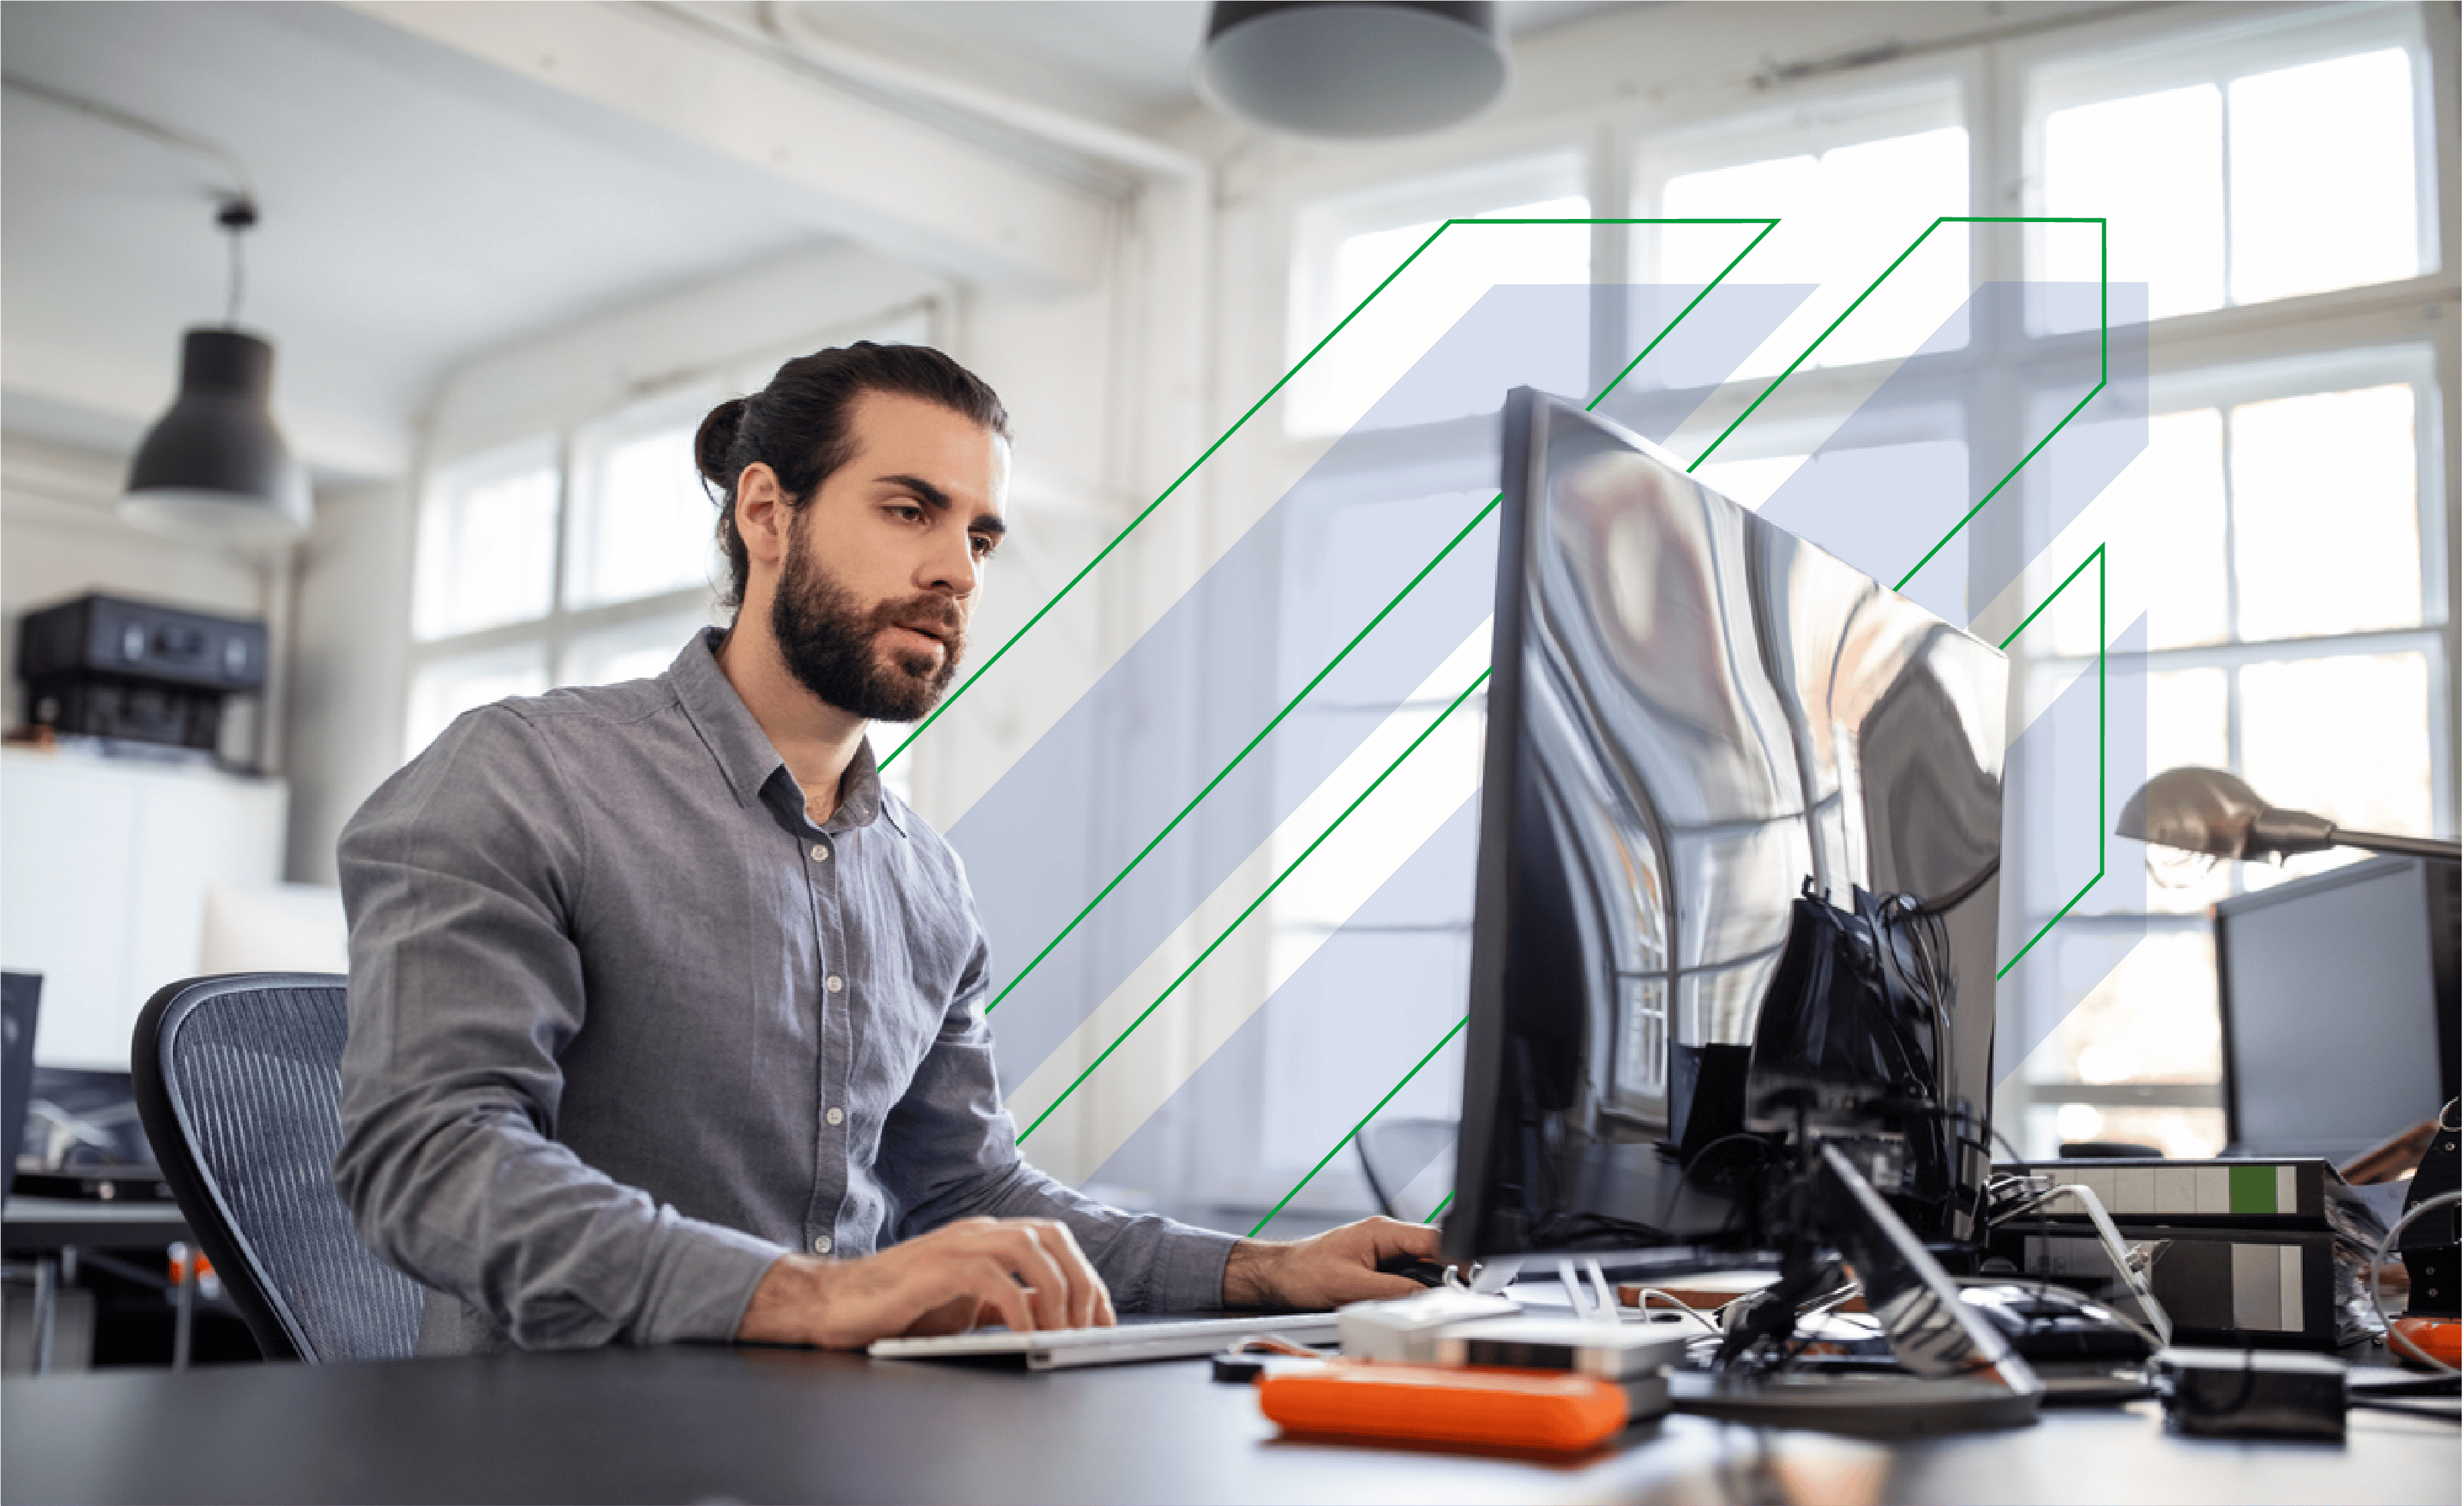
[2389,1315,2461,1369]
[1256,1363,1630,1452]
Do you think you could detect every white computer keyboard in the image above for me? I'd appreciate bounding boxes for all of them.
[867,1312,1341,1370]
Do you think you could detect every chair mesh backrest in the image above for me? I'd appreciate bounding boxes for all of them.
[164,982,423,1362]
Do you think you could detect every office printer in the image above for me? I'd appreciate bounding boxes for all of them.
[15,592,267,761]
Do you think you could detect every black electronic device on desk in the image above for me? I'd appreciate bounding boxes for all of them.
[2,974,38,1199]
[13,1066,172,1202]
[15,592,267,762]
[2383,1100,2459,1372]
[1441,390,2032,1434]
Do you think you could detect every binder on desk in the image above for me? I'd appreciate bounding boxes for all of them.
[1996,1222,2339,1347]
[2002,1159,2339,1226]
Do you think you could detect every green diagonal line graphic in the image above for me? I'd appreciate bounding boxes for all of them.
[983,219,1779,1011]
[1424,1189,1454,1222]
[987,493,1495,1013]
[1895,221,2108,592]
[1251,1014,1469,1238]
[1683,216,2108,595]
[884,217,1780,770]
[1995,543,2106,979]
[1016,668,1489,1146]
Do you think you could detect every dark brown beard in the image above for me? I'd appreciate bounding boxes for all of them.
[771,536,967,722]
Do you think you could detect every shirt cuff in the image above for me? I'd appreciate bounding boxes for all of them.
[637,1213,793,1345]
[1143,1225,1240,1312]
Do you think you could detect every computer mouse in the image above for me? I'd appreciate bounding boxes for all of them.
[1376,1253,1452,1288]
[1957,1281,2154,1364]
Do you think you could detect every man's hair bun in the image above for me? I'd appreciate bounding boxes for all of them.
[694,396,750,489]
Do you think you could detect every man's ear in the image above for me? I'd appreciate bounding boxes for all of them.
[735,463,790,569]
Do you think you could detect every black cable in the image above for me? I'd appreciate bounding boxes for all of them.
[1978,1122,2064,1352]
[1681,1130,1787,1179]
[217,198,257,328]
[2349,1396,2462,1423]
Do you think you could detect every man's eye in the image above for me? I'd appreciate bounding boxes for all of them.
[889,504,925,522]
[970,535,999,559]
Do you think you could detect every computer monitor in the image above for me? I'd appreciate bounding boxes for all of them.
[2,972,39,1198]
[2214,855,2461,1162]
[1444,390,2010,1267]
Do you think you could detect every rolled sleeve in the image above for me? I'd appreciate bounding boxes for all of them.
[334,705,789,1349]
[876,925,1238,1313]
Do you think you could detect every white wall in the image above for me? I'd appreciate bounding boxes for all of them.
[284,479,413,884]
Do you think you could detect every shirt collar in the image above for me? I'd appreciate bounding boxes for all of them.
[666,629,907,839]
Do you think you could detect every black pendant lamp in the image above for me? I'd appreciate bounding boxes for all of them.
[1196,2,1511,139]
[121,199,311,543]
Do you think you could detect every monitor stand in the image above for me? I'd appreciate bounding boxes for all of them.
[1673,1142,2045,1435]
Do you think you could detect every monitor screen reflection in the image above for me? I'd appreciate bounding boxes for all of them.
[1459,397,2006,1259]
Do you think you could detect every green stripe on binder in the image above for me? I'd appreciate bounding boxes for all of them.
[2228,1163,2277,1215]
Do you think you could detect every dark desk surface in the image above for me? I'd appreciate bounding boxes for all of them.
[5,1343,2457,1506]
[2,1194,191,1250]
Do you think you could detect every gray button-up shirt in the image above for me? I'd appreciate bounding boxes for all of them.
[335,630,1236,1354]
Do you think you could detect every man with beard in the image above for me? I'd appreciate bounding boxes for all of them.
[335,343,1441,1355]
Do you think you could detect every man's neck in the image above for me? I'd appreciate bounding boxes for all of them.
[713,625,869,824]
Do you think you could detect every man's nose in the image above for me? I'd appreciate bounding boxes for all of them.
[923,528,979,598]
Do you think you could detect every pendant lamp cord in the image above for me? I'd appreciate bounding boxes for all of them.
[218,198,257,330]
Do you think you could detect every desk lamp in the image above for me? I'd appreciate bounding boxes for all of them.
[2117,766,2461,868]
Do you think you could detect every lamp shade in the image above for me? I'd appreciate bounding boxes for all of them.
[2117,765,2459,865]
[1196,1,1511,139]
[121,328,311,543]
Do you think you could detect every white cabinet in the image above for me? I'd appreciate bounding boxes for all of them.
[0,748,286,1070]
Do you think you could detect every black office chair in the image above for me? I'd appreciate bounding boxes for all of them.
[1355,1116,1458,1221]
[131,973,423,1362]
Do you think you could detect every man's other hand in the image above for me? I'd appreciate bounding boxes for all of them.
[1221,1216,1448,1309]
[737,1216,1116,1349]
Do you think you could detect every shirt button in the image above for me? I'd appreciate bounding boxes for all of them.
[825,975,844,993]
[811,1234,833,1256]
[810,844,830,862]
[825,1106,844,1126]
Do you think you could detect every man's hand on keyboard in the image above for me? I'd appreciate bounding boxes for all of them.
[1221,1216,1443,1310]
[737,1216,1117,1348]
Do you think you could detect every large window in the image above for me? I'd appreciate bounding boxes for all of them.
[2012,352,2446,1159]
[405,392,727,764]
[2030,7,2430,327]
[1242,2,2452,1217]
[2004,2,2449,1159]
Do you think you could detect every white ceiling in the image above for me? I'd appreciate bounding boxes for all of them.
[2,2,841,478]
[0,0,1632,482]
